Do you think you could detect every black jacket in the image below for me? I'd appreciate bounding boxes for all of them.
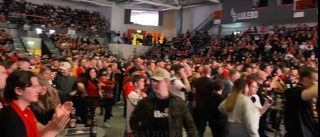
[130,94,198,137]
[0,106,27,137]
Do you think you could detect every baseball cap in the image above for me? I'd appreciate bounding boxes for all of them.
[128,67,141,75]
[152,68,171,81]
[19,57,30,63]
[155,59,164,64]
[59,62,71,70]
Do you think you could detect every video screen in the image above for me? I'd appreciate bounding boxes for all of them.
[130,10,159,26]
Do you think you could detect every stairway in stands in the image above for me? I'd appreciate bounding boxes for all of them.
[39,34,61,56]
[43,41,60,55]
[191,11,215,33]
[12,37,27,53]
[199,20,214,32]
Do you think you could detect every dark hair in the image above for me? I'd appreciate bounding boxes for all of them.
[260,64,270,71]
[298,65,317,81]
[81,68,99,88]
[131,75,145,85]
[129,67,140,76]
[102,67,114,80]
[4,70,36,101]
[85,68,98,78]
[4,60,16,69]
[51,58,59,62]
[146,60,154,66]
[172,64,184,74]
[212,79,224,92]
[271,66,281,77]
[0,62,6,68]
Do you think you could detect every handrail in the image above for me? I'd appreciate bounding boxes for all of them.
[18,37,28,53]
[191,11,215,33]
[200,20,214,32]
[10,12,48,19]
[41,40,52,57]
[135,46,151,56]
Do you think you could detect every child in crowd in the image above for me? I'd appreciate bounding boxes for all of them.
[126,74,147,137]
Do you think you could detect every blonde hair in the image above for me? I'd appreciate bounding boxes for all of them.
[224,79,247,112]
[32,74,61,114]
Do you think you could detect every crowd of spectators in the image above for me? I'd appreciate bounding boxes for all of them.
[0,0,109,32]
[0,23,317,137]
[50,33,109,57]
[146,24,318,70]
[0,29,13,53]
[146,30,211,59]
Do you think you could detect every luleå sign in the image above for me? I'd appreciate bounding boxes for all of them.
[230,8,259,22]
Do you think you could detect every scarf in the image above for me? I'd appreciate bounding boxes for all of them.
[7,101,40,137]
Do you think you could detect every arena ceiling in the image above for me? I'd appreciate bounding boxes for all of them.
[71,0,220,10]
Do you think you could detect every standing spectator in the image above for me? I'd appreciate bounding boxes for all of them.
[204,80,228,137]
[222,69,241,98]
[55,62,78,101]
[126,74,147,136]
[219,79,260,137]
[99,67,116,128]
[130,68,198,137]
[122,32,127,44]
[169,64,191,101]
[77,68,102,124]
[193,66,215,137]
[284,66,318,137]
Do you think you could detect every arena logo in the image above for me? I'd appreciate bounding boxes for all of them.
[230,8,259,22]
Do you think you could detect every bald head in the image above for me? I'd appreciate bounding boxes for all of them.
[203,65,212,75]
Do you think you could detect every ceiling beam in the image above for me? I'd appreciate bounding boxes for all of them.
[121,4,157,10]
[208,0,219,3]
[183,1,212,8]
[134,0,180,9]
[77,0,114,7]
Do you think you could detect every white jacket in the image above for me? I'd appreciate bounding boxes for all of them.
[219,94,260,137]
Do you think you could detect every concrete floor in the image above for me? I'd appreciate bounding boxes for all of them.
[93,102,286,137]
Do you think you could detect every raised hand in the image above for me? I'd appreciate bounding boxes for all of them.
[54,102,73,119]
